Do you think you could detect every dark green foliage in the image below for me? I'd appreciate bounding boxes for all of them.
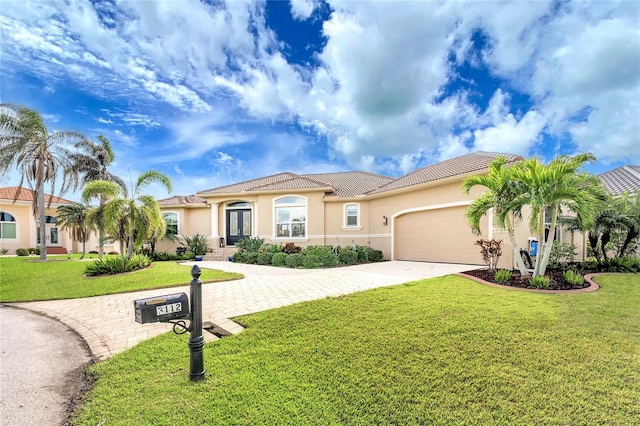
[368,249,384,262]
[257,252,273,265]
[302,246,338,268]
[89,250,99,254]
[175,246,187,256]
[232,252,245,263]
[28,247,36,254]
[235,236,264,253]
[84,254,151,276]
[339,249,358,265]
[285,253,304,268]
[549,242,578,268]
[150,251,193,261]
[179,233,208,256]
[245,252,259,264]
[16,248,29,256]
[264,244,283,254]
[271,252,288,267]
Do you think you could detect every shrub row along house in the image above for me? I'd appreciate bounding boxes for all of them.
[3,152,638,268]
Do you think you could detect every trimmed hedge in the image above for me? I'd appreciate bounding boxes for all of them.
[85,254,151,276]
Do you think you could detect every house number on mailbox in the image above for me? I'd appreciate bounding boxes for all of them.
[156,302,182,316]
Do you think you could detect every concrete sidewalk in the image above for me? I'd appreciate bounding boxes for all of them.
[10,261,477,361]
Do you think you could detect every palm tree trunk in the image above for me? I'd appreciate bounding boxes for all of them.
[37,181,47,261]
[538,206,559,277]
[98,195,105,260]
[508,229,529,276]
[81,239,86,260]
[533,211,546,278]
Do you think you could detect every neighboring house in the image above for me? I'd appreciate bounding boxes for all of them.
[0,186,74,255]
[0,186,124,256]
[599,165,640,196]
[157,151,557,269]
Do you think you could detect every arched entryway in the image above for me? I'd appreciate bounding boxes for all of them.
[225,202,252,245]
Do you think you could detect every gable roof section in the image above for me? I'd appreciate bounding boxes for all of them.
[304,171,394,197]
[158,195,208,207]
[197,172,335,196]
[366,151,523,195]
[0,186,73,205]
[599,165,640,195]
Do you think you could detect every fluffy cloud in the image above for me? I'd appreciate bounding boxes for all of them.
[2,0,638,183]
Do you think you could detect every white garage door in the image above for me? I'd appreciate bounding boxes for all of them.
[394,206,487,264]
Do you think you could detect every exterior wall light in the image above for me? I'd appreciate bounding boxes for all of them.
[382,216,388,226]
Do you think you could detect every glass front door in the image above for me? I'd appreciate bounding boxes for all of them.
[226,209,251,245]
[37,226,59,245]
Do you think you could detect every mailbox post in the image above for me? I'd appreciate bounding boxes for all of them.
[189,265,205,381]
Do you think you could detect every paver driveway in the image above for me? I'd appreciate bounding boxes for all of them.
[10,261,478,360]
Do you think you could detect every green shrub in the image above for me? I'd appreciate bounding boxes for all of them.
[563,270,585,287]
[176,246,187,256]
[355,245,369,263]
[339,249,358,265]
[302,246,337,267]
[245,252,259,264]
[271,252,288,267]
[151,251,193,262]
[257,252,273,265]
[28,247,36,254]
[232,252,246,263]
[494,269,512,284]
[530,275,550,289]
[85,254,151,276]
[549,242,578,268]
[285,253,304,268]
[32,248,40,255]
[236,237,264,253]
[89,250,99,254]
[368,249,384,262]
[16,248,29,256]
[264,244,283,254]
[180,233,209,256]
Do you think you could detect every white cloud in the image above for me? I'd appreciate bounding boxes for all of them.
[290,0,317,21]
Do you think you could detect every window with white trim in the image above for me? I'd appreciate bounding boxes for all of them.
[344,203,360,228]
[275,196,306,238]
[163,212,179,236]
[0,212,17,239]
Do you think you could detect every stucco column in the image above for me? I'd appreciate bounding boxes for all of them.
[252,202,259,236]
[210,203,219,238]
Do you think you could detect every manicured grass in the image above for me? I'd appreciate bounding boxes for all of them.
[74,274,640,425]
[0,256,242,302]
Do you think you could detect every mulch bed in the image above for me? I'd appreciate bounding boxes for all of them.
[462,268,593,291]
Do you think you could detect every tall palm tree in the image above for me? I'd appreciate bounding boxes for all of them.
[511,153,602,277]
[83,171,172,258]
[463,157,530,275]
[0,103,88,260]
[70,134,126,259]
[56,202,93,259]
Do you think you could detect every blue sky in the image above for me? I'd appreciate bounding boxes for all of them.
[1,0,639,200]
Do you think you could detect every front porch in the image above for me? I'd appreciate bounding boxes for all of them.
[203,246,239,261]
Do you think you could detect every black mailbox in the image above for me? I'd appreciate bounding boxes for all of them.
[134,293,190,324]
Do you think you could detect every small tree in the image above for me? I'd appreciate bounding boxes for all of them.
[475,239,502,272]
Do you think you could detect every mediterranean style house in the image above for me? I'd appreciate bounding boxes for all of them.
[3,153,637,268]
[156,151,586,269]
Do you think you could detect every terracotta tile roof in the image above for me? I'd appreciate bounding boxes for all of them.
[197,172,335,196]
[158,195,208,207]
[304,171,394,197]
[197,172,299,195]
[599,165,640,195]
[0,186,73,204]
[366,151,523,195]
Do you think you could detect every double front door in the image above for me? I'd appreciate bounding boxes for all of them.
[226,209,251,245]
[37,225,59,245]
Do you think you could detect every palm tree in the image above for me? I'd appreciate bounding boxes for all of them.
[83,171,172,258]
[0,103,88,260]
[511,153,603,277]
[56,202,93,259]
[70,134,126,259]
[463,157,530,275]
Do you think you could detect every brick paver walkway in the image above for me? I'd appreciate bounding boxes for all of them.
[10,261,477,361]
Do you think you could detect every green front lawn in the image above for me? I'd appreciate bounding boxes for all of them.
[74,274,639,425]
[0,256,242,302]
